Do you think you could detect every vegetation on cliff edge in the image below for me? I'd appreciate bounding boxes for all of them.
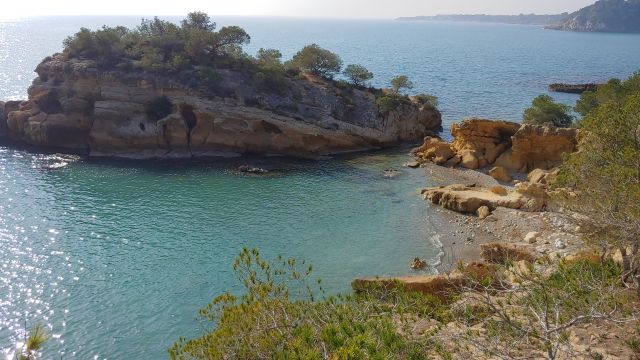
[60,12,438,114]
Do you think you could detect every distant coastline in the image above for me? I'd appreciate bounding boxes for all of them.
[396,13,568,26]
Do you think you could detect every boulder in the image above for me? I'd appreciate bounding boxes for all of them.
[412,137,454,165]
[524,231,541,244]
[488,166,512,182]
[528,168,559,185]
[476,205,491,219]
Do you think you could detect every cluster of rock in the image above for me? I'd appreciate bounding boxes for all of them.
[412,118,578,174]
[0,54,442,159]
[412,119,575,216]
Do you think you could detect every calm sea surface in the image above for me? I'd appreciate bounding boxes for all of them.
[0,16,639,359]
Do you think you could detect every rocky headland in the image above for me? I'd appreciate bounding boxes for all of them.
[0,55,441,159]
[545,0,640,33]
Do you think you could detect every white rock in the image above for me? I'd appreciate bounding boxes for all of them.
[524,231,540,244]
[554,239,566,249]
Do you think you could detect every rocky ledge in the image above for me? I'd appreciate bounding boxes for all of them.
[0,54,441,159]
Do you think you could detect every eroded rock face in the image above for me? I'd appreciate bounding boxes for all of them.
[412,119,578,174]
[451,119,520,169]
[3,54,442,158]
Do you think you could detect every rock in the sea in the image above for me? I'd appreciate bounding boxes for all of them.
[405,161,420,168]
[410,257,428,270]
[488,166,512,182]
[476,205,491,220]
[3,54,442,159]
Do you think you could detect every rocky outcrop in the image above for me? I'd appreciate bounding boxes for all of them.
[494,125,578,172]
[3,54,442,159]
[413,119,578,175]
[421,182,548,214]
[352,262,496,299]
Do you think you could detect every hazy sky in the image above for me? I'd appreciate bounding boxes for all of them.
[1,0,595,19]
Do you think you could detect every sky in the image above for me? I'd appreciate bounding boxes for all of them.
[0,0,596,19]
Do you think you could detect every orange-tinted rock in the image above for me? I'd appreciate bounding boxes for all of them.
[352,262,496,299]
[451,119,520,169]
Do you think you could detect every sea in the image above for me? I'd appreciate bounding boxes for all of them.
[0,16,639,359]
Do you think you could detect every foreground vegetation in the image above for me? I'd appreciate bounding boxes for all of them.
[170,248,637,359]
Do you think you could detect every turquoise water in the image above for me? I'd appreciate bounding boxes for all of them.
[1,16,640,359]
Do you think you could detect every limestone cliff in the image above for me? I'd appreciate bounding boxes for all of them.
[1,54,441,159]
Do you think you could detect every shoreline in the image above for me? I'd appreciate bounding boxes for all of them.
[419,163,583,273]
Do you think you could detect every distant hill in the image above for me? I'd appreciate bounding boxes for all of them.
[396,14,569,25]
[546,0,640,33]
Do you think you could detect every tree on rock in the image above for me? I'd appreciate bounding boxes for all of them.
[391,75,414,94]
[289,44,343,79]
[523,95,574,127]
[343,64,373,87]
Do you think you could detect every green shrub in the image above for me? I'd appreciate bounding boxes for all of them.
[413,93,439,109]
[523,94,574,127]
[390,75,414,94]
[343,64,373,87]
[377,94,403,112]
[289,44,343,79]
[575,72,640,117]
[169,248,444,360]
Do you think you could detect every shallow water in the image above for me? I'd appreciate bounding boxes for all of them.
[1,16,639,359]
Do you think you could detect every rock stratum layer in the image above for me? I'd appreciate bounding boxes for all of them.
[0,54,442,159]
